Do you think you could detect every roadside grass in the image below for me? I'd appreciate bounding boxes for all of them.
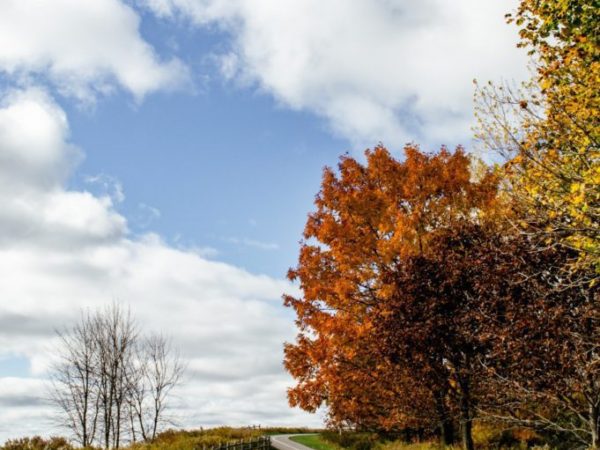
[289,434,339,450]
[294,426,553,450]
[378,442,458,450]
[290,434,455,450]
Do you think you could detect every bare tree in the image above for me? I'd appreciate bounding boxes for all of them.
[94,305,138,449]
[50,311,100,447]
[50,304,184,449]
[128,334,184,442]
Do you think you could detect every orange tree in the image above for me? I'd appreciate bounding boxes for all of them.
[283,145,499,449]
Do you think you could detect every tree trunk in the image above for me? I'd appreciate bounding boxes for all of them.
[590,402,599,449]
[129,410,137,443]
[459,378,474,450]
[460,413,473,450]
[435,389,455,445]
[442,419,455,447]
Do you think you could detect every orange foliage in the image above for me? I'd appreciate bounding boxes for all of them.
[283,145,499,444]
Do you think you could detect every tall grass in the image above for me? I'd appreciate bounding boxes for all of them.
[0,427,323,450]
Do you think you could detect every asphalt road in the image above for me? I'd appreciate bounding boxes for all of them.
[271,434,317,450]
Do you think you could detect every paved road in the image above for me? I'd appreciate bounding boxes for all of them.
[271,434,317,450]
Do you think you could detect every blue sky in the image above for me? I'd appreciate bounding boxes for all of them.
[65,73,345,277]
[0,0,528,440]
[53,11,352,278]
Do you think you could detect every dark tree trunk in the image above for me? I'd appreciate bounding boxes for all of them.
[435,389,455,445]
[590,401,599,449]
[459,380,474,450]
[442,419,456,446]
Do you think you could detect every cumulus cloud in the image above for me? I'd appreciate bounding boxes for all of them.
[0,89,318,441]
[139,0,528,148]
[0,0,190,101]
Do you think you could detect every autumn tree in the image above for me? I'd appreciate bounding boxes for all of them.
[284,145,499,449]
[285,307,436,434]
[475,0,599,268]
[374,222,510,450]
[476,235,600,448]
[472,1,600,445]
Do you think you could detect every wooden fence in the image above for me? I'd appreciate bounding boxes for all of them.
[198,436,271,450]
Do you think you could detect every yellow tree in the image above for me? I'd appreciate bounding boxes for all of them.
[475,0,599,269]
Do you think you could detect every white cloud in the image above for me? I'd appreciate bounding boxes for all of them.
[84,174,126,204]
[0,89,77,192]
[139,0,528,148]
[224,236,280,251]
[0,89,317,441]
[0,378,54,438]
[0,0,190,101]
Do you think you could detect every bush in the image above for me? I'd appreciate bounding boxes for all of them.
[321,432,378,450]
[0,436,73,450]
[470,422,549,449]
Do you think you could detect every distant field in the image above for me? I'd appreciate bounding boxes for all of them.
[289,434,338,450]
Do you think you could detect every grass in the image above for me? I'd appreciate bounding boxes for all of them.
[289,434,455,450]
[379,441,458,450]
[289,434,339,450]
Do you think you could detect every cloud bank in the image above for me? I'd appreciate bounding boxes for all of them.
[139,0,528,148]
[0,0,189,101]
[0,88,318,440]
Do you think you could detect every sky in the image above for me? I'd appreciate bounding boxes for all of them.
[0,0,528,441]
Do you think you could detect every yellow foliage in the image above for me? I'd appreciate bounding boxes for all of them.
[475,0,600,272]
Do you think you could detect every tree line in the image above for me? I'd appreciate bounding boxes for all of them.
[50,305,184,449]
[283,1,599,449]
